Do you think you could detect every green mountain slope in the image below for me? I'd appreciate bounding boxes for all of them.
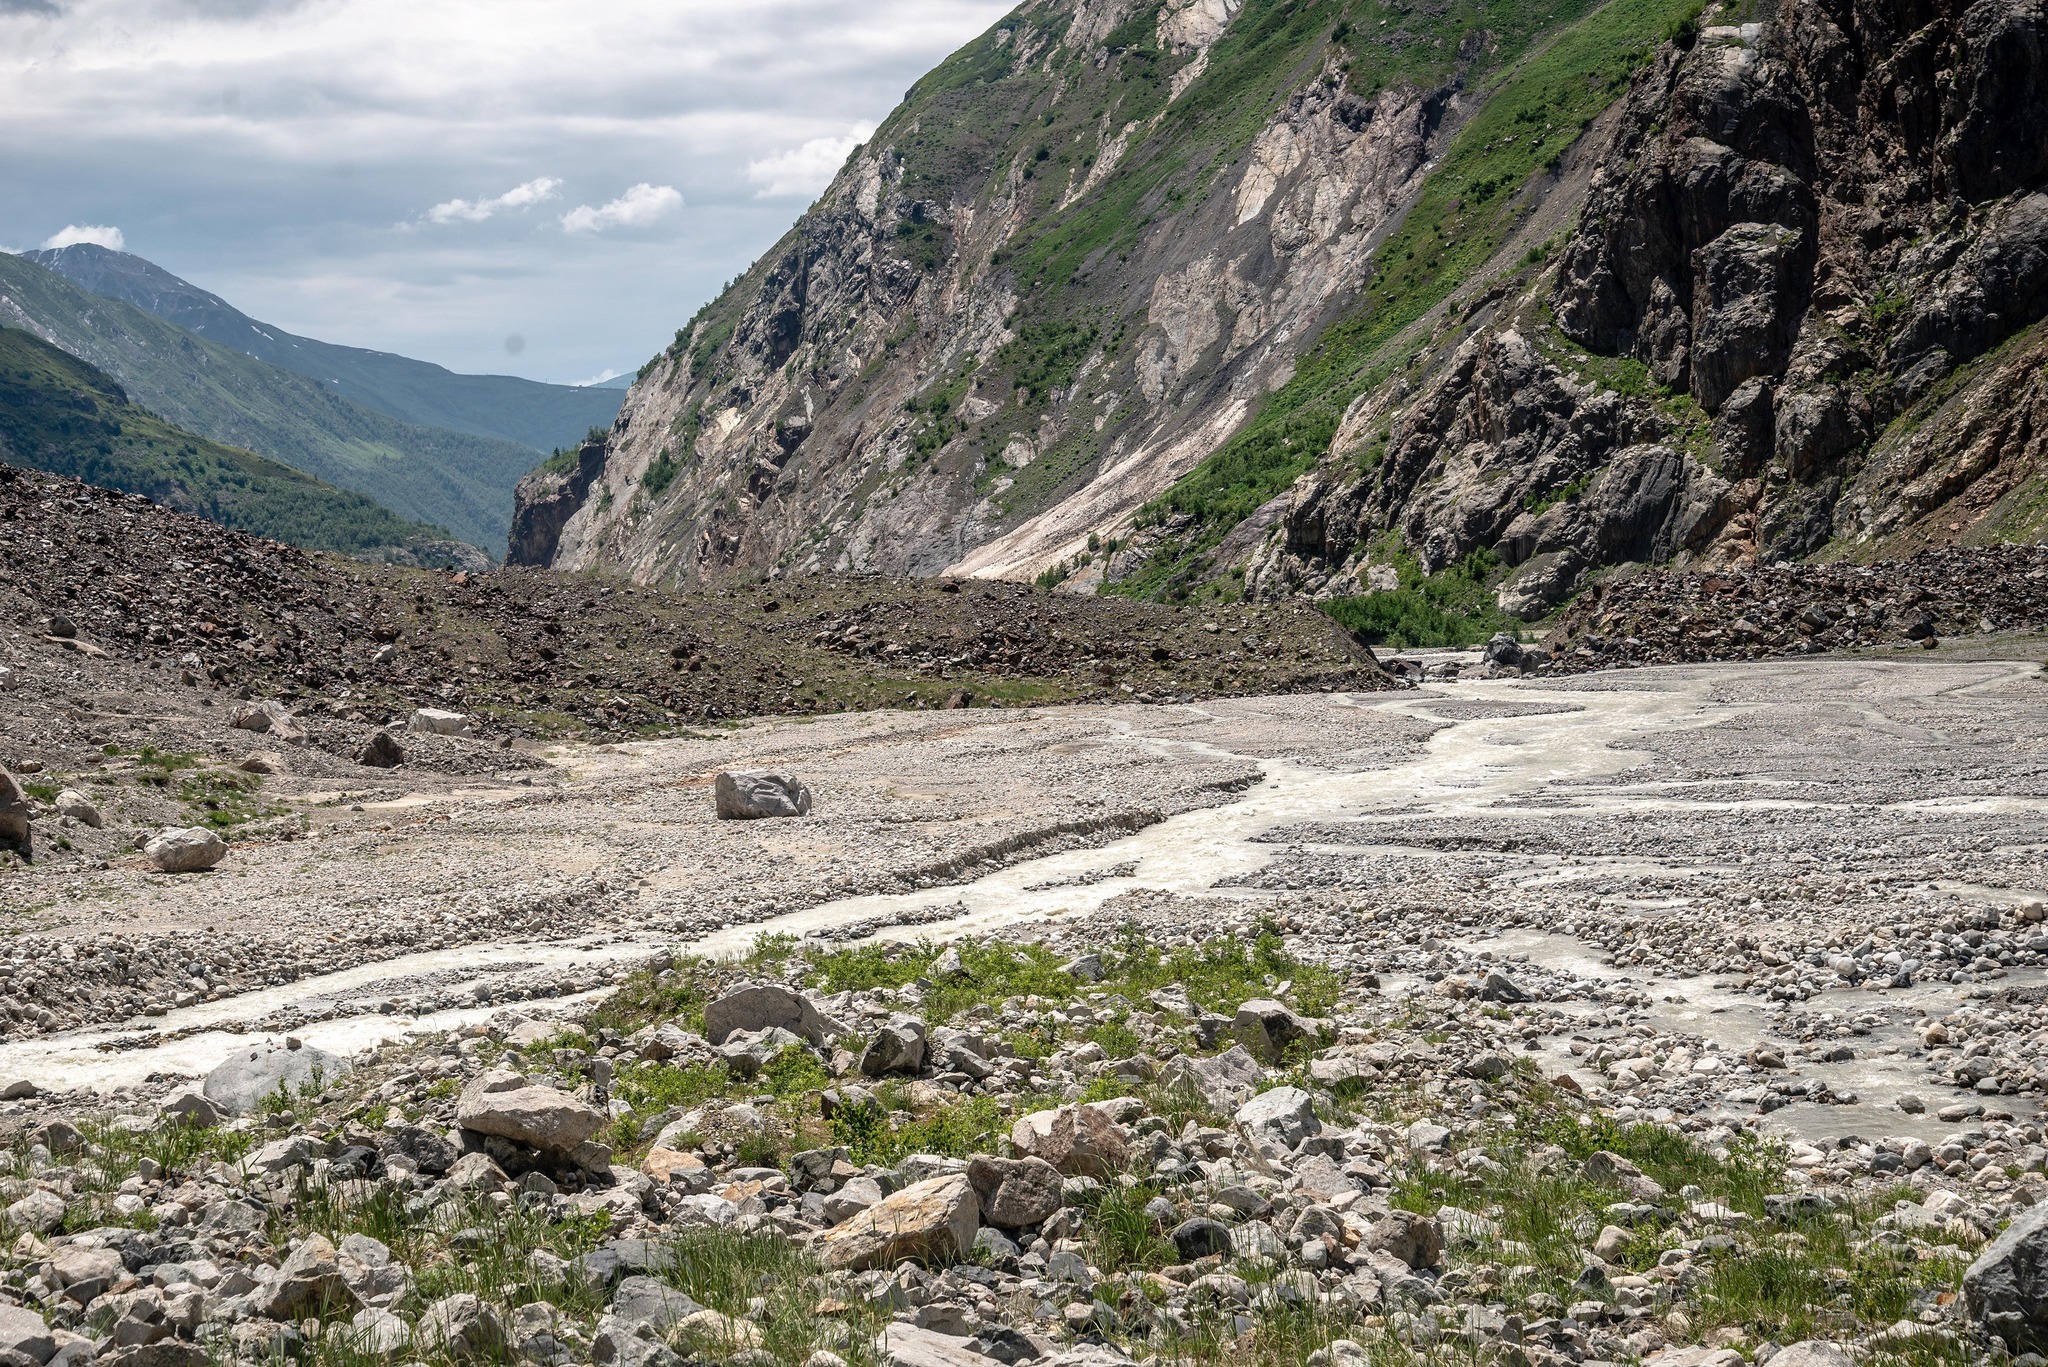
[0,325,473,563]
[0,251,538,555]
[25,244,623,454]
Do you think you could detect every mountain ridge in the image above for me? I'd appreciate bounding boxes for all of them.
[0,251,542,556]
[25,243,623,456]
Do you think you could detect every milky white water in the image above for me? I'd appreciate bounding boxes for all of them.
[13,663,2033,1101]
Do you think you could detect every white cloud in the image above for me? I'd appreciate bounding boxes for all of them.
[560,182,681,234]
[42,223,124,250]
[423,175,561,225]
[745,122,874,198]
[575,367,622,386]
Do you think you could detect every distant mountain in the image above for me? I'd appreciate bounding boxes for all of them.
[0,324,477,566]
[27,243,623,454]
[0,251,541,554]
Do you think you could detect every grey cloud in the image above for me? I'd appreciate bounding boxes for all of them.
[0,0,65,16]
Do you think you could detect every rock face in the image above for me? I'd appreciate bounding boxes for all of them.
[507,440,609,567]
[144,827,227,873]
[712,770,812,819]
[816,1173,979,1271]
[1965,1200,2048,1352]
[455,1070,605,1156]
[1252,0,2048,611]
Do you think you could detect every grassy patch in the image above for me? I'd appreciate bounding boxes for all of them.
[1321,544,1521,647]
[827,1092,1005,1167]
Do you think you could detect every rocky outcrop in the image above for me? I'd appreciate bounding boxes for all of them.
[506,440,607,567]
[1250,0,2048,610]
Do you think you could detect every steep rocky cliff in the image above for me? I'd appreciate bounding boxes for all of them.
[1247,0,2048,616]
[522,0,2047,626]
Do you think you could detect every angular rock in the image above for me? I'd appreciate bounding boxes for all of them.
[1233,998,1319,1062]
[1763,1345,1855,1367]
[456,1070,605,1156]
[1965,1199,2048,1352]
[202,1043,351,1115]
[1010,1104,1128,1178]
[1235,1086,1322,1149]
[0,769,28,858]
[357,731,406,769]
[606,1275,703,1335]
[230,700,308,746]
[53,790,102,828]
[1366,1210,1443,1269]
[713,769,812,819]
[1585,1149,1667,1202]
[1158,1043,1266,1113]
[966,1155,1063,1228]
[859,1015,927,1077]
[414,1294,504,1361]
[3,1191,64,1235]
[143,827,227,873]
[1172,1217,1234,1261]
[0,1305,54,1365]
[817,1173,979,1271]
[702,983,834,1046]
[255,1234,352,1318]
[408,707,470,737]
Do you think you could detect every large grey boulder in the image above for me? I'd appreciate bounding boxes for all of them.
[1158,1044,1266,1112]
[1010,1104,1129,1178]
[408,708,470,737]
[1235,1086,1322,1149]
[456,1070,605,1156]
[817,1174,978,1271]
[0,769,32,858]
[1965,1200,2048,1352]
[701,983,835,1046]
[230,700,308,746]
[414,1294,504,1362]
[0,1303,55,1364]
[144,827,227,873]
[859,1015,927,1077]
[713,770,812,819]
[1233,998,1320,1062]
[965,1155,1063,1229]
[203,1043,352,1115]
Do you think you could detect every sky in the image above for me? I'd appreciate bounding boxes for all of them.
[0,0,1012,385]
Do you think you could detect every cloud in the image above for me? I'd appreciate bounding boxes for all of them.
[423,175,561,225]
[745,122,874,198]
[560,183,681,234]
[0,0,64,15]
[576,367,622,386]
[42,223,124,249]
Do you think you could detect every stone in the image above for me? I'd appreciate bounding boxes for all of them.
[1061,954,1105,982]
[0,769,28,858]
[348,1308,410,1361]
[143,827,227,873]
[875,1322,993,1367]
[414,1294,505,1361]
[1762,1345,1855,1367]
[1481,633,1528,672]
[4,1191,65,1235]
[966,1155,1064,1228]
[202,1043,351,1114]
[1158,1043,1266,1112]
[1235,1086,1322,1149]
[254,1234,351,1318]
[0,1305,54,1365]
[717,1025,805,1076]
[456,1069,606,1156]
[1366,1210,1443,1269]
[53,790,102,828]
[159,1088,221,1126]
[1172,1217,1234,1261]
[713,769,812,819]
[606,1275,703,1335]
[338,1234,409,1309]
[1010,1103,1129,1178]
[230,700,307,745]
[1964,1199,2048,1352]
[409,707,471,737]
[1478,970,1530,1003]
[640,1147,713,1189]
[1585,1150,1667,1201]
[860,1015,927,1077]
[702,983,834,1046]
[357,732,405,769]
[50,1246,125,1302]
[1233,998,1319,1061]
[817,1173,979,1271]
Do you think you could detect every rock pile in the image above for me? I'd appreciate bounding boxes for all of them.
[1546,547,2048,670]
